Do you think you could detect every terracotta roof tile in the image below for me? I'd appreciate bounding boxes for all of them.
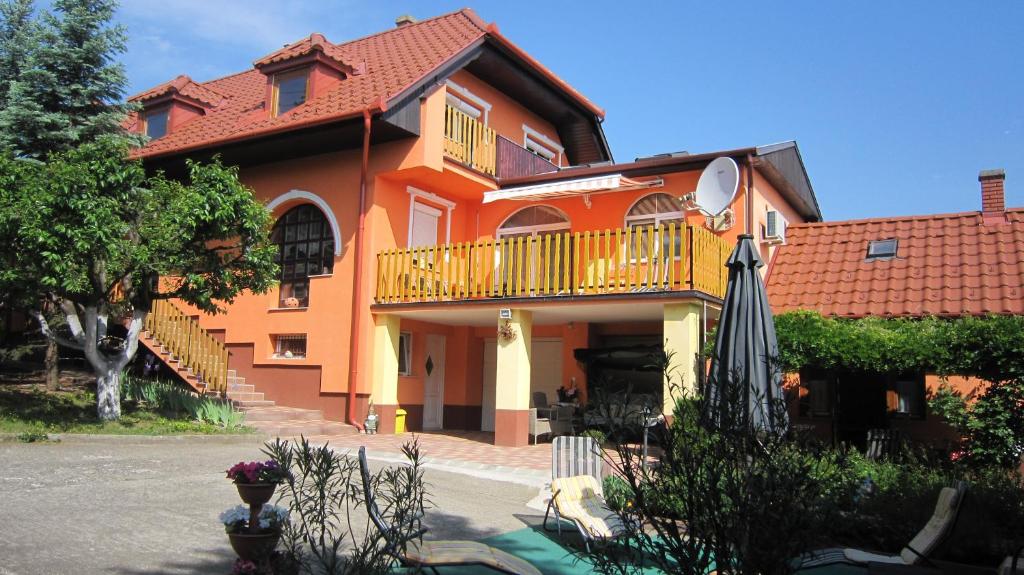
[128,74,227,108]
[767,208,1024,318]
[129,9,490,159]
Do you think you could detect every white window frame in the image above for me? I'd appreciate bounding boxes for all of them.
[522,124,564,166]
[445,79,491,124]
[623,193,685,262]
[496,205,571,239]
[407,186,455,247]
[398,332,412,376]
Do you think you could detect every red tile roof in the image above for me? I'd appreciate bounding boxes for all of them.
[128,74,227,108]
[766,209,1024,318]
[126,9,603,160]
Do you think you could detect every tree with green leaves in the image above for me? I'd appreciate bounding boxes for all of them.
[0,138,278,420]
[0,0,133,157]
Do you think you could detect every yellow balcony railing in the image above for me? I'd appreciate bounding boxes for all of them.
[144,299,229,393]
[444,105,496,176]
[375,222,733,304]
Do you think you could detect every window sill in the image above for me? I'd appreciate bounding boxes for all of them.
[270,355,307,361]
[269,306,308,312]
[308,274,333,279]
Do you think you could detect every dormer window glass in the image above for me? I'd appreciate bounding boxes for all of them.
[273,69,309,116]
[144,107,169,139]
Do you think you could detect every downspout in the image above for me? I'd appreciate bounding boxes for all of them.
[347,102,384,429]
[746,153,755,235]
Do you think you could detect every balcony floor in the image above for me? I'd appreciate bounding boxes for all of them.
[371,290,722,326]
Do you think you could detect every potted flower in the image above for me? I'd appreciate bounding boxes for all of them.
[220,503,289,562]
[226,460,290,507]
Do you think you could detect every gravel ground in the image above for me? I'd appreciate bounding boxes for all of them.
[0,436,542,574]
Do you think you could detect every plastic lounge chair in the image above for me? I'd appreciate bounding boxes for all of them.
[550,435,602,483]
[358,447,542,575]
[800,482,967,569]
[543,473,626,553]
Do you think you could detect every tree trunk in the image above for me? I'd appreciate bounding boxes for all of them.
[44,338,60,391]
[96,367,121,421]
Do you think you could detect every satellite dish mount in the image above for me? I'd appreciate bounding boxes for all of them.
[679,157,740,231]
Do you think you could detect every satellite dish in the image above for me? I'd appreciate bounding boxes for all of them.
[693,157,739,216]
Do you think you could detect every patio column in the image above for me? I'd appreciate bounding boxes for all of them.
[663,302,702,414]
[494,309,532,447]
[371,313,400,434]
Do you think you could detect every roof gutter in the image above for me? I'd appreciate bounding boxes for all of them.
[346,98,386,429]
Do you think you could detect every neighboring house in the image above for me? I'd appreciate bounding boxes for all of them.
[129,9,821,446]
[766,170,1023,448]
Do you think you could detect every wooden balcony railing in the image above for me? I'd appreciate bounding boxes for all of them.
[375,222,733,305]
[144,299,229,393]
[444,105,496,176]
[495,135,559,179]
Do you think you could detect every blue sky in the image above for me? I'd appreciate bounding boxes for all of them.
[113,1,1023,220]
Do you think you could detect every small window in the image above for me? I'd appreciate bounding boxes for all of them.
[274,334,306,359]
[798,378,832,417]
[893,378,925,418]
[398,332,412,376]
[867,238,898,260]
[273,69,309,116]
[144,108,169,139]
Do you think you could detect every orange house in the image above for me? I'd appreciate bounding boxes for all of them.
[128,9,821,446]
[766,170,1024,449]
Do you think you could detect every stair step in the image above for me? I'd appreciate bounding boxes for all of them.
[228,383,254,393]
[231,399,276,408]
[238,406,324,422]
[226,391,264,402]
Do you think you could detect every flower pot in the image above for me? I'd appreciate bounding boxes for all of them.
[236,483,277,507]
[283,297,300,308]
[228,531,281,562]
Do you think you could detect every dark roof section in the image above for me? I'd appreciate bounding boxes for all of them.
[500,141,822,222]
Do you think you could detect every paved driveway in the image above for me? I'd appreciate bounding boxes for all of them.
[0,436,542,575]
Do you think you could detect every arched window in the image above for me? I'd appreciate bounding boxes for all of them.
[497,205,570,238]
[271,204,335,307]
[624,193,684,260]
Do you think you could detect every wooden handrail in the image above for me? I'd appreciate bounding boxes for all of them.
[443,105,496,176]
[375,222,734,304]
[143,299,229,393]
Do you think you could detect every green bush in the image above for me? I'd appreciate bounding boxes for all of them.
[602,475,632,512]
[581,428,606,446]
[120,373,245,429]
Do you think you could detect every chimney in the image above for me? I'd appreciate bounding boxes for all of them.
[395,14,417,27]
[979,168,1006,216]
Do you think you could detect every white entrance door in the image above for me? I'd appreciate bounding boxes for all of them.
[480,337,562,431]
[423,334,446,430]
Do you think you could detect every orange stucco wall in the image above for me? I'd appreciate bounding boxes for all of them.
[751,169,803,265]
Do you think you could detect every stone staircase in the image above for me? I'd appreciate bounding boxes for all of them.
[227,370,354,438]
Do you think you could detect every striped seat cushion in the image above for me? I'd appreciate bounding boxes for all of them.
[405,540,542,575]
[551,474,625,540]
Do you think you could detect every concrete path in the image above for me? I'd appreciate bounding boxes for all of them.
[0,435,545,575]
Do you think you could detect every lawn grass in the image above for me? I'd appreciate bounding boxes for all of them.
[0,384,255,436]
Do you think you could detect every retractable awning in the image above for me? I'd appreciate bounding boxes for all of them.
[483,174,662,204]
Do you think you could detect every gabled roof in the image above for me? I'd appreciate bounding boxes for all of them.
[127,9,605,161]
[128,74,227,108]
[766,209,1024,318]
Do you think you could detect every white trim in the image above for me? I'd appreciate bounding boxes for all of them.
[413,202,443,218]
[496,204,571,238]
[522,124,563,166]
[624,192,685,228]
[522,124,564,153]
[266,190,342,256]
[446,80,491,124]
[407,186,455,245]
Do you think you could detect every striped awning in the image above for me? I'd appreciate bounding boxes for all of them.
[483,174,661,204]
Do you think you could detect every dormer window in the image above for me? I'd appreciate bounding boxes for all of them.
[273,69,309,116]
[144,107,169,139]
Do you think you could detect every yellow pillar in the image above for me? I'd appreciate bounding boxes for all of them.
[495,309,532,446]
[663,302,703,413]
[371,313,400,433]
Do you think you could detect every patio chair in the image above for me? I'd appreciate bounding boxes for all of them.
[532,391,553,419]
[543,473,626,553]
[799,482,967,569]
[550,435,603,483]
[357,447,542,575]
[549,404,576,438]
[529,408,552,444]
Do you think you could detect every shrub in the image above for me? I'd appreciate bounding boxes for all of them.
[263,436,429,574]
[120,372,245,429]
[581,428,607,446]
[603,475,632,512]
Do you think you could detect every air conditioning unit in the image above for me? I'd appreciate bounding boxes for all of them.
[763,210,785,244]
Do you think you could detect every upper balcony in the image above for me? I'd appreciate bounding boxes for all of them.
[374,222,733,306]
[443,105,559,180]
